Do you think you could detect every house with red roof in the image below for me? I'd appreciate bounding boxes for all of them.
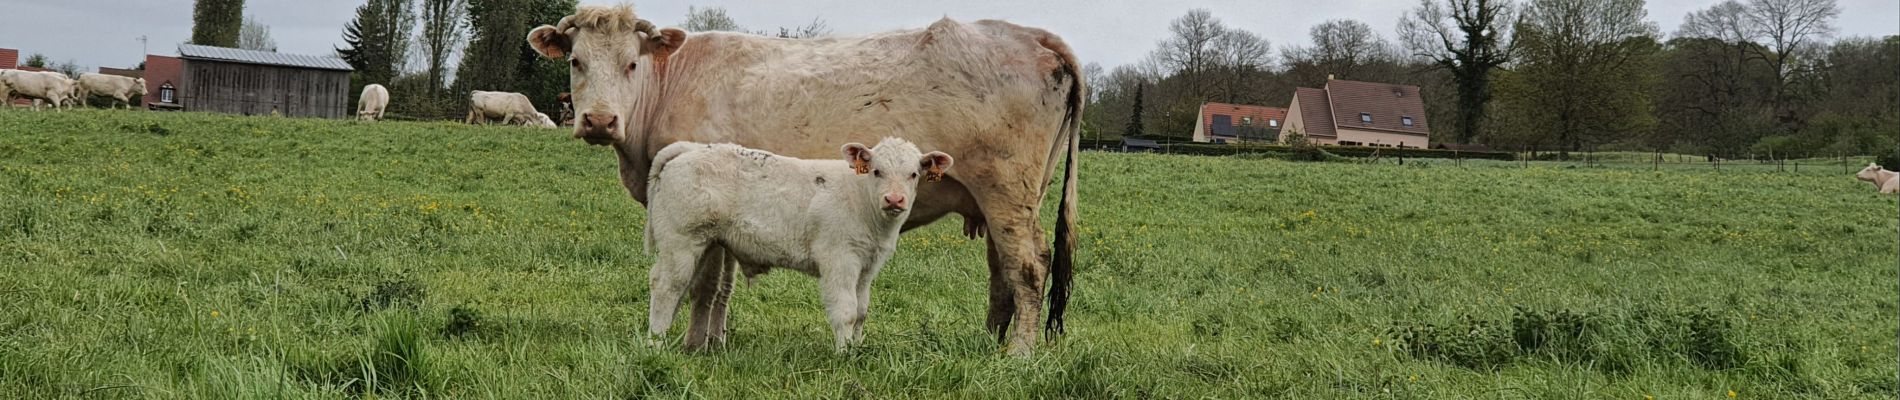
[1282,77,1431,148]
[1192,102,1287,144]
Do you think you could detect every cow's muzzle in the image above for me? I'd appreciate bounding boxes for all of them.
[576,113,619,146]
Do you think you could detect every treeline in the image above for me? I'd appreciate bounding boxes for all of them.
[330,3,827,121]
[1085,0,1896,159]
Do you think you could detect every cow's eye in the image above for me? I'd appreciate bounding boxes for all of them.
[570,58,585,72]
[910,172,919,179]
[627,62,638,72]
[873,170,882,177]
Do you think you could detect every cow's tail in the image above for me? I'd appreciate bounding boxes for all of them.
[1045,36,1083,336]
[643,142,697,256]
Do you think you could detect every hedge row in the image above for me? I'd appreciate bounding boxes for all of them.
[1085,139,1516,161]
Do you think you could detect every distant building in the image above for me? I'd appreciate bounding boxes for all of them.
[98,67,142,79]
[1191,102,1286,144]
[1283,78,1431,148]
[1120,138,1162,153]
[174,44,353,117]
[143,55,184,110]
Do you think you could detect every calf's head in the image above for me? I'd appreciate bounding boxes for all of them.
[840,138,953,216]
[527,5,685,146]
[1858,163,1887,182]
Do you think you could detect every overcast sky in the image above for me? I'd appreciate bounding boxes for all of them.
[2,0,1894,74]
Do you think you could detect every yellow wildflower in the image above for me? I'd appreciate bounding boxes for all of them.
[1372,338,1382,347]
[1728,390,1737,398]
[210,310,221,318]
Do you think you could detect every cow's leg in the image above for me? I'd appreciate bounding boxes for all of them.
[647,242,703,348]
[818,257,864,351]
[682,246,729,351]
[974,185,1049,356]
[984,236,1015,340]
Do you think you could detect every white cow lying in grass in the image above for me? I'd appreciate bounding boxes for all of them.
[643,138,952,351]
[1856,163,1898,194]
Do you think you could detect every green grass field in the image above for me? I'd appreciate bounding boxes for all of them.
[2,109,1896,399]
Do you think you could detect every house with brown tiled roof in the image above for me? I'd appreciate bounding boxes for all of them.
[1282,77,1431,148]
[1192,102,1287,144]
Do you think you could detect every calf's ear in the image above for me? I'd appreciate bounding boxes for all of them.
[920,151,954,182]
[528,25,572,59]
[842,143,874,174]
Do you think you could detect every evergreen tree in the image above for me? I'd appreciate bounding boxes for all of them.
[191,0,245,47]
[1125,84,1145,138]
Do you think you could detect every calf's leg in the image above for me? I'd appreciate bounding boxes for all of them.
[683,246,730,351]
[706,255,738,346]
[647,243,703,347]
[818,257,864,351]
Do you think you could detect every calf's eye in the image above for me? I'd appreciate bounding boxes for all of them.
[910,172,919,179]
[570,58,585,72]
[873,170,882,177]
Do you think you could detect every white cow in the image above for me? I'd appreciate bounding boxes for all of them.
[465,90,545,126]
[1856,163,1898,194]
[1,70,76,111]
[78,73,147,109]
[358,84,389,121]
[531,112,556,127]
[643,138,952,351]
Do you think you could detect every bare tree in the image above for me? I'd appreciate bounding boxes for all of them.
[1283,19,1392,82]
[1399,0,1517,144]
[239,15,277,52]
[1211,29,1272,103]
[684,6,743,32]
[415,0,465,94]
[1678,0,1751,42]
[1150,8,1226,98]
[775,18,831,39]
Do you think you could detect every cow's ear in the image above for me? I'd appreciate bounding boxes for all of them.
[920,151,954,182]
[528,25,572,59]
[651,28,687,56]
[842,143,873,175]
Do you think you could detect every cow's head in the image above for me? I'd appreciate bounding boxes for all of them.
[134,78,149,96]
[1858,163,1886,182]
[527,5,685,146]
[841,138,953,216]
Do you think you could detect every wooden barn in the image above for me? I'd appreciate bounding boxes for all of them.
[175,44,352,118]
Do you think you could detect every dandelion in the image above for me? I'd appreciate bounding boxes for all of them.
[1409,375,1417,383]
[1728,390,1737,398]
[1372,338,1382,347]
[210,310,221,318]
[1644,395,1653,400]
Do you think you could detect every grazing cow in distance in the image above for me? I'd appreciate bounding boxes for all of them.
[527,5,1080,355]
[358,84,389,121]
[643,138,953,351]
[77,73,147,109]
[2,70,77,111]
[1856,163,1898,194]
[466,90,548,126]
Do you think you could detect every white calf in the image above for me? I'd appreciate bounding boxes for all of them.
[643,138,953,351]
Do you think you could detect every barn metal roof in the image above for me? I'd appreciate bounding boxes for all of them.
[177,44,352,71]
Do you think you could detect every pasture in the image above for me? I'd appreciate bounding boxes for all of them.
[1,109,1895,398]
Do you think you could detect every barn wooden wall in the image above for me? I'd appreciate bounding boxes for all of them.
[179,60,349,118]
